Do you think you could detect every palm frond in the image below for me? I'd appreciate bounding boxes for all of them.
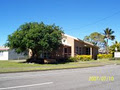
[110,35,115,40]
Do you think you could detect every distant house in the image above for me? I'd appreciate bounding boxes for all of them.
[29,34,99,60]
[0,46,26,60]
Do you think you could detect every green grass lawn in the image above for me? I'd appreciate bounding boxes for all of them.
[0,59,120,73]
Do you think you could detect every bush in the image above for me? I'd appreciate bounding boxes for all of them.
[67,57,78,62]
[76,55,92,61]
[68,55,92,62]
[97,54,112,59]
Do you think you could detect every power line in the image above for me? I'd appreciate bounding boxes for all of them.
[79,10,120,29]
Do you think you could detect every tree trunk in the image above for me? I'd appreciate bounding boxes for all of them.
[28,49,37,61]
[106,39,109,54]
[28,49,44,63]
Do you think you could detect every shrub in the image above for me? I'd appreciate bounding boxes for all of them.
[76,55,92,61]
[97,54,112,59]
[68,55,92,62]
[67,57,78,62]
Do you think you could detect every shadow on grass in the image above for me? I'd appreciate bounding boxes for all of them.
[19,58,71,65]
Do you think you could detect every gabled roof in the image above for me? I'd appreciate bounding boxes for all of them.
[64,34,99,48]
[64,34,83,42]
[0,46,9,51]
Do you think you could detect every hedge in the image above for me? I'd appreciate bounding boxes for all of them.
[68,55,92,62]
[97,54,112,59]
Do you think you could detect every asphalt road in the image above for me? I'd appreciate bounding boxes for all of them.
[0,65,120,90]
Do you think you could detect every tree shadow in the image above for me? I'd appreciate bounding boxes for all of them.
[19,58,71,64]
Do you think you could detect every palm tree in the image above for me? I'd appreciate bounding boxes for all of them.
[103,28,115,54]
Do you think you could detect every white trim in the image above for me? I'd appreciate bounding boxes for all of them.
[64,34,98,48]
[62,43,71,47]
[64,34,80,41]
[84,41,94,46]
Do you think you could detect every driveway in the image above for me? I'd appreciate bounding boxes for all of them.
[0,65,120,90]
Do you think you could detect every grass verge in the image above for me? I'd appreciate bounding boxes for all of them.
[0,59,120,73]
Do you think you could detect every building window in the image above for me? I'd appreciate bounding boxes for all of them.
[86,47,90,55]
[79,47,82,55]
[62,37,67,44]
[68,47,71,53]
[63,39,66,42]
[76,46,79,54]
[0,51,3,56]
[43,52,50,58]
[64,48,67,53]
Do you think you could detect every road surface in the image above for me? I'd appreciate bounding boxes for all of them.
[0,65,120,90]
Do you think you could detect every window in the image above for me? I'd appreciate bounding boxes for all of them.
[63,39,66,42]
[0,51,3,56]
[68,47,71,53]
[64,48,67,53]
[79,47,82,55]
[43,52,50,58]
[86,47,90,55]
[76,46,79,54]
[62,38,67,43]
[62,36,67,44]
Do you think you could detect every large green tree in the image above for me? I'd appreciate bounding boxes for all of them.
[84,32,105,48]
[103,28,115,54]
[6,22,63,60]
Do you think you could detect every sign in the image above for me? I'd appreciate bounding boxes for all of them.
[114,52,120,58]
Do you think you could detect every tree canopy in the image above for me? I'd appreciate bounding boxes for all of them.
[6,22,63,59]
[84,28,115,54]
[109,41,120,54]
[83,32,105,48]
